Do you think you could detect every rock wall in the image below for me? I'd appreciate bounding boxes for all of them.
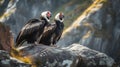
[58,0,120,64]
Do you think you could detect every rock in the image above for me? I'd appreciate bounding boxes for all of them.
[0,50,31,67]
[12,45,80,67]
[57,0,120,65]
[0,0,10,16]
[64,44,115,67]
[11,44,115,67]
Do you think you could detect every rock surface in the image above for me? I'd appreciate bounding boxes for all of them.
[65,44,115,67]
[0,50,31,67]
[57,0,120,65]
[11,44,115,67]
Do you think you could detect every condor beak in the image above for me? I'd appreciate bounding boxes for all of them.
[47,13,52,19]
[60,15,64,20]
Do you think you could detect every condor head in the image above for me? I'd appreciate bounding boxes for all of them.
[55,12,64,22]
[41,11,52,22]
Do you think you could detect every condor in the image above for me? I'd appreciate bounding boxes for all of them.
[15,11,52,47]
[38,12,64,46]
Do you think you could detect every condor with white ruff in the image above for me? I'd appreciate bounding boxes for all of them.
[38,12,64,46]
[15,11,52,47]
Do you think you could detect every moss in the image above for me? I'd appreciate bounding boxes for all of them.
[10,48,32,64]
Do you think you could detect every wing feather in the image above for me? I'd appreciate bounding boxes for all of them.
[37,23,56,44]
[43,23,56,34]
[15,19,45,47]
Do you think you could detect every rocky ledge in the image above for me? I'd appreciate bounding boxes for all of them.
[10,43,116,67]
[0,50,31,67]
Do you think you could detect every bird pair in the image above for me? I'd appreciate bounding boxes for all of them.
[15,11,64,48]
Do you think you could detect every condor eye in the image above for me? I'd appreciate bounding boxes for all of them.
[62,15,64,18]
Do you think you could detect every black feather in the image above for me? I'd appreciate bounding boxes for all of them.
[15,19,47,47]
[38,20,64,46]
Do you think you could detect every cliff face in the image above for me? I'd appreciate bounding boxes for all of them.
[58,0,120,64]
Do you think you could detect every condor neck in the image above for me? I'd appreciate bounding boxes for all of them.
[55,20,64,29]
[55,20,63,25]
[41,17,49,25]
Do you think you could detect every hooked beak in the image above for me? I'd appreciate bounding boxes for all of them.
[60,15,64,20]
[47,13,52,19]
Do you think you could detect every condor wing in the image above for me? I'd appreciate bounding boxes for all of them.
[15,19,45,47]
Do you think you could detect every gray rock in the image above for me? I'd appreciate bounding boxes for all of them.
[13,44,115,67]
[0,50,31,67]
[64,44,115,67]
[57,0,120,65]
[17,45,80,67]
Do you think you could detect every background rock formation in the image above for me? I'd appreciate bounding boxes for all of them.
[58,0,120,65]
